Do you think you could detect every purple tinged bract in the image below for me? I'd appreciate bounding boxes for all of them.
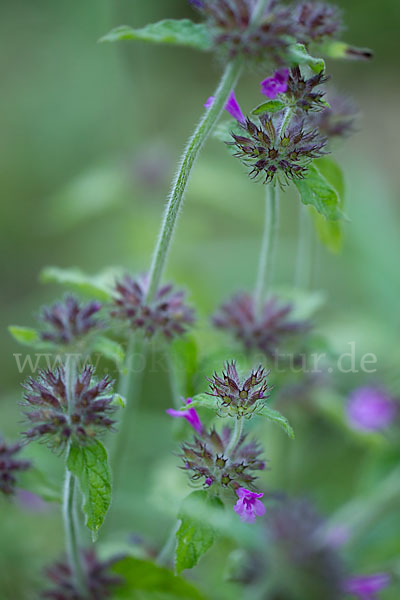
[344,572,391,599]
[166,398,203,434]
[204,91,245,124]
[233,487,265,523]
[347,386,396,432]
[260,68,289,99]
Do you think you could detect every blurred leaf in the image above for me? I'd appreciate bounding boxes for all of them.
[288,43,325,73]
[91,336,126,370]
[111,394,127,409]
[170,335,198,398]
[294,164,343,221]
[252,100,287,115]
[112,556,206,599]
[274,287,326,320]
[67,440,111,540]
[40,267,113,301]
[18,467,61,503]
[100,20,212,51]
[8,326,40,347]
[256,405,295,438]
[179,393,217,411]
[316,157,345,200]
[321,41,373,61]
[176,491,223,574]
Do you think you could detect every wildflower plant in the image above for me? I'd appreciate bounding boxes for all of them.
[5,0,394,599]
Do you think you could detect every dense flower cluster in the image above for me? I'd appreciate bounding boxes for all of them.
[229,114,327,184]
[285,66,330,112]
[207,361,271,417]
[22,366,117,451]
[295,1,343,43]
[42,550,123,599]
[0,436,30,496]
[40,296,102,345]
[110,274,195,340]
[180,426,265,491]
[213,293,310,359]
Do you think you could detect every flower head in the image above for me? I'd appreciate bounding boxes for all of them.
[213,293,311,359]
[261,68,289,99]
[110,274,195,340]
[0,436,31,496]
[285,66,330,112]
[208,361,271,418]
[39,296,102,346]
[42,550,123,599]
[234,487,265,523]
[180,426,265,491]
[346,386,397,432]
[190,0,297,64]
[205,91,245,124]
[228,113,327,185]
[22,365,117,451]
[344,573,391,599]
[295,2,343,43]
[166,398,203,434]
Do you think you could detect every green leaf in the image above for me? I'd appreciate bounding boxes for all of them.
[40,266,113,301]
[287,43,325,73]
[176,491,223,574]
[316,157,345,200]
[91,336,126,370]
[180,393,217,412]
[252,100,287,115]
[256,405,295,438]
[100,19,213,52]
[294,164,343,221]
[111,394,126,409]
[112,557,206,599]
[8,326,40,347]
[18,467,62,503]
[321,41,373,61]
[169,335,198,398]
[66,440,111,540]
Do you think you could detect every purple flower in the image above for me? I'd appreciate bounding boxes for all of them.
[233,488,265,523]
[344,573,391,599]
[204,91,245,124]
[166,398,203,434]
[260,69,289,99]
[347,387,396,432]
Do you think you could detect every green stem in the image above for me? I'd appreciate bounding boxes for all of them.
[63,355,86,593]
[226,418,244,457]
[254,185,279,315]
[157,521,180,567]
[145,57,243,303]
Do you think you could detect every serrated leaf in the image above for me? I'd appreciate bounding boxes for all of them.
[180,393,217,412]
[40,267,112,301]
[8,326,40,347]
[256,405,295,438]
[294,164,342,221]
[18,467,61,503]
[100,19,213,52]
[288,43,325,73]
[176,491,223,574]
[321,41,373,61]
[252,100,286,115]
[67,440,111,540]
[91,336,125,370]
[112,557,206,599]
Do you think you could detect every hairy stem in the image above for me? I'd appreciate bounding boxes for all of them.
[226,418,244,457]
[295,202,314,289]
[63,355,86,592]
[145,57,243,303]
[157,521,180,567]
[254,185,280,315]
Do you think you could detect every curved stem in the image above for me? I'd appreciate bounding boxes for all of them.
[295,202,314,289]
[254,185,280,315]
[145,57,243,303]
[226,418,244,457]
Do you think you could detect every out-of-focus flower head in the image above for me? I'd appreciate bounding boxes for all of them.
[346,386,397,433]
[166,398,203,434]
[180,426,265,492]
[295,2,343,43]
[39,296,102,346]
[207,361,271,418]
[42,550,123,599]
[343,573,391,600]
[311,92,358,140]
[22,366,117,451]
[0,436,30,496]
[110,274,195,341]
[228,113,327,185]
[234,487,265,523]
[213,293,311,359]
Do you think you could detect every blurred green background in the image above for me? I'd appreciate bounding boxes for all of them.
[1,0,400,598]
